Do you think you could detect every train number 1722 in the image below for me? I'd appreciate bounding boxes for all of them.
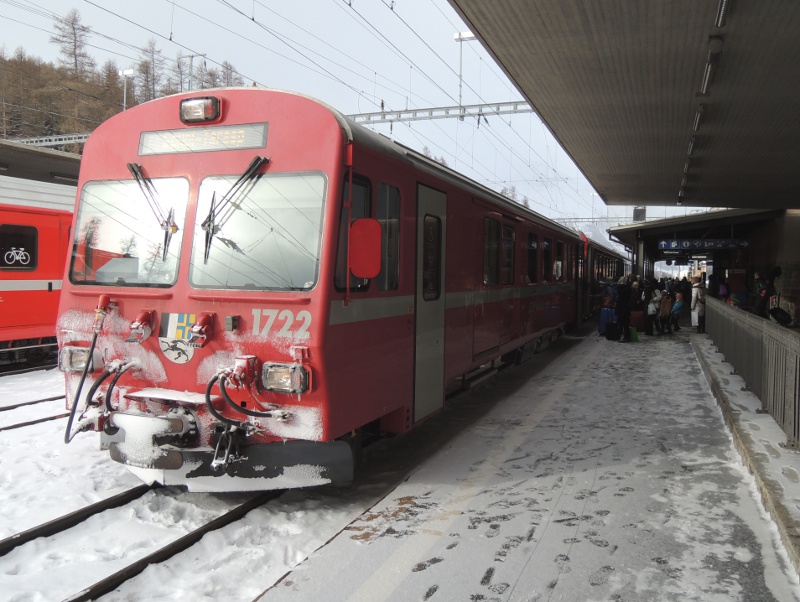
[251,308,312,339]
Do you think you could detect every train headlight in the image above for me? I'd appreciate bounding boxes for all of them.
[261,363,308,394]
[59,346,101,373]
[179,97,220,123]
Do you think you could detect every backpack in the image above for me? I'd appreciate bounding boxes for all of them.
[659,296,672,317]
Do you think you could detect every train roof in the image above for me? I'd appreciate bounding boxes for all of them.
[0,139,80,186]
[339,111,581,241]
[0,174,76,212]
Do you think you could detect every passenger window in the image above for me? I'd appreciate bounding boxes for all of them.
[483,218,500,285]
[527,233,538,283]
[422,215,441,301]
[376,183,400,291]
[0,225,37,271]
[335,175,371,291]
[501,226,515,285]
[555,241,564,280]
[543,237,553,281]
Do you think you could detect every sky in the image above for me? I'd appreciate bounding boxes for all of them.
[2,333,800,600]
[0,0,705,232]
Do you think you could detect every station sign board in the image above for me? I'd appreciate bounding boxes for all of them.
[657,239,749,251]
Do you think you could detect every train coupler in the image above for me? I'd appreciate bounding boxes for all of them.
[211,426,241,471]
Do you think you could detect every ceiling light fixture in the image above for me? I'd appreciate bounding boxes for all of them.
[700,38,723,95]
[692,105,704,132]
[700,63,713,95]
[715,0,730,28]
[51,173,78,184]
[687,136,696,156]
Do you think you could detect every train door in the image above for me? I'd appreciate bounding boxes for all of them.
[414,184,446,422]
[473,212,502,359]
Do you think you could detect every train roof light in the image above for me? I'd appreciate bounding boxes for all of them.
[180,97,220,123]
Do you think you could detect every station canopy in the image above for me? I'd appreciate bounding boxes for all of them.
[607,208,782,263]
[448,1,800,211]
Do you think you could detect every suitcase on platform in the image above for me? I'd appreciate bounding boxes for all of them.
[770,307,792,326]
[605,322,620,341]
[599,307,616,334]
[630,310,645,332]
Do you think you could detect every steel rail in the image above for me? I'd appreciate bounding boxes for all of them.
[0,412,70,432]
[0,395,65,412]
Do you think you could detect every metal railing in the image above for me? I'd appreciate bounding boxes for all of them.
[706,298,800,446]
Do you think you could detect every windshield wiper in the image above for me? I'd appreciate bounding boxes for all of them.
[127,163,179,261]
[201,155,269,264]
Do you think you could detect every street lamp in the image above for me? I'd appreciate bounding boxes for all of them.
[453,31,476,114]
[119,69,134,111]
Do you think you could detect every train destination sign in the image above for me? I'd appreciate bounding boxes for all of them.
[657,239,749,251]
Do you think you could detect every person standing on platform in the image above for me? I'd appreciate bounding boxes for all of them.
[659,292,673,335]
[753,272,769,318]
[642,279,658,336]
[691,276,707,334]
[616,276,632,342]
[671,292,684,332]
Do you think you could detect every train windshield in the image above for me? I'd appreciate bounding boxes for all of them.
[189,172,326,291]
[69,178,189,287]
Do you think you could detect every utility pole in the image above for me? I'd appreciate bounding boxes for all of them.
[454,31,476,118]
[179,53,206,91]
[118,69,134,111]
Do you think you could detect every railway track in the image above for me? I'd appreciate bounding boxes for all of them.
[0,481,282,601]
[64,490,282,602]
[0,362,58,377]
[0,394,69,431]
[0,412,70,431]
[0,484,154,557]
[0,394,65,410]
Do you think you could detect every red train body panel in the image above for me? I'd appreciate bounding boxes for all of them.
[57,88,626,491]
[0,178,74,365]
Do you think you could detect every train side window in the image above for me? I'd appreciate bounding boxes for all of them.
[483,218,500,285]
[527,233,538,283]
[543,237,553,281]
[569,244,577,282]
[501,226,515,285]
[555,241,564,280]
[376,183,400,291]
[0,225,37,271]
[422,215,441,301]
[335,175,371,292]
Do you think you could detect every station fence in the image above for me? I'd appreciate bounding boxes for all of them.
[706,298,800,447]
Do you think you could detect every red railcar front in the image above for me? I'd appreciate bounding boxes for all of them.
[58,89,373,492]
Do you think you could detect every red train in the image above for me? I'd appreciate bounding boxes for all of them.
[57,88,627,492]
[0,176,74,366]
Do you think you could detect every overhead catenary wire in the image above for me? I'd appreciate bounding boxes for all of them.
[1,0,598,219]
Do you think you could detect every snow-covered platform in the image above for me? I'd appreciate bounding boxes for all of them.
[257,327,800,601]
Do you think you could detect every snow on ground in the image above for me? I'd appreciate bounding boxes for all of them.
[1,330,800,601]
